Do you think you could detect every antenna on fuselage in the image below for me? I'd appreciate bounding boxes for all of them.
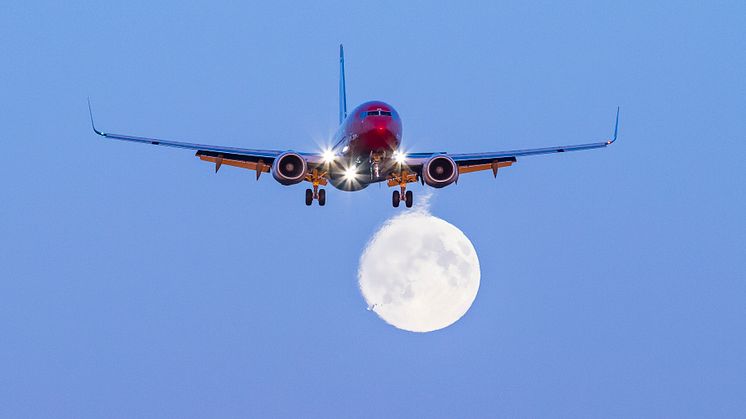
[339,44,347,125]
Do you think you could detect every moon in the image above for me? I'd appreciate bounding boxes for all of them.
[358,209,481,332]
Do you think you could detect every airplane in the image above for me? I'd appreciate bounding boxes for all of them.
[89,45,619,208]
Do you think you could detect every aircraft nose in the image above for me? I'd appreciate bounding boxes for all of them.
[370,118,391,132]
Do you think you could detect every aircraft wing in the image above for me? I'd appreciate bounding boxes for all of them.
[407,108,619,177]
[88,101,323,177]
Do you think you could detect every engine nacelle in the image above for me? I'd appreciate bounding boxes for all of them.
[271,152,308,185]
[423,155,458,188]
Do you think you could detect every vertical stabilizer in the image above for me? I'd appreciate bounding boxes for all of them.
[339,44,347,124]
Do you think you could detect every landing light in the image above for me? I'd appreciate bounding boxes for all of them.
[393,151,407,164]
[344,166,358,180]
[322,149,336,163]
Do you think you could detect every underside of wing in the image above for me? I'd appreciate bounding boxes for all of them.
[404,107,620,179]
[88,100,325,178]
[449,140,611,176]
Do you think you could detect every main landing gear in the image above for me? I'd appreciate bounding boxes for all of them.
[389,169,416,208]
[305,169,327,206]
[392,187,413,208]
[305,186,326,206]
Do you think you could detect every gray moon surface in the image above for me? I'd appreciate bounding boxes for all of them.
[358,210,481,332]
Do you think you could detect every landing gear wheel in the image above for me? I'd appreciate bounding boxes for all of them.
[392,190,400,208]
[318,189,326,206]
[305,188,313,206]
[405,190,413,208]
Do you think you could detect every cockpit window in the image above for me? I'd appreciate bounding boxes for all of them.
[362,109,393,117]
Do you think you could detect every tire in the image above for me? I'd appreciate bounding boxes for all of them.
[405,190,413,208]
[318,189,326,206]
[392,190,400,208]
[305,189,313,206]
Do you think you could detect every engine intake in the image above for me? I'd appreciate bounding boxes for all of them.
[272,152,308,185]
[423,155,458,188]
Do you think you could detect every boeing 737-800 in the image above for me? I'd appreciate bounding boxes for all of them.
[89,45,618,207]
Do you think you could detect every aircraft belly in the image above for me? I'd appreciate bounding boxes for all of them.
[329,175,371,191]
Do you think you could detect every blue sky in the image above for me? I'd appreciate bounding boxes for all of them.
[1,0,745,417]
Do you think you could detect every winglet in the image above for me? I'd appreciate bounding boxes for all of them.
[87,97,106,136]
[607,106,620,145]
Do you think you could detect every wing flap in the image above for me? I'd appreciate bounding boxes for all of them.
[458,159,515,175]
[196,150,271,177]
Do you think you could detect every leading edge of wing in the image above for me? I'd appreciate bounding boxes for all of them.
[88,99,285,159]
[448,140,609,162]
[450,107,620,163]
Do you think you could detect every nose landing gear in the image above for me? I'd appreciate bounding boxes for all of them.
[369,151,385,181]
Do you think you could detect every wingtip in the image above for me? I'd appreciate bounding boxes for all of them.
[607,106,620,144]
[87,98,106,136]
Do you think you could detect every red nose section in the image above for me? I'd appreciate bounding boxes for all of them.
[361,118,397,150]
[342,101,403,155]
[366,115,390,131]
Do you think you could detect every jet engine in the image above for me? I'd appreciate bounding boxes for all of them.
[423,155,458,188]
[271,152,308,185]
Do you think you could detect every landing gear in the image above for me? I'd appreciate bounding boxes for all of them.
[305,169,328,207]
[392,188,414,208]
[306,186,327,206]
[389,169,417,208]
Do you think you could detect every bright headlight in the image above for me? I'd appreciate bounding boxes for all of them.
[344,166,358,180]
[322,149,336,164]
[393,150,407,164]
